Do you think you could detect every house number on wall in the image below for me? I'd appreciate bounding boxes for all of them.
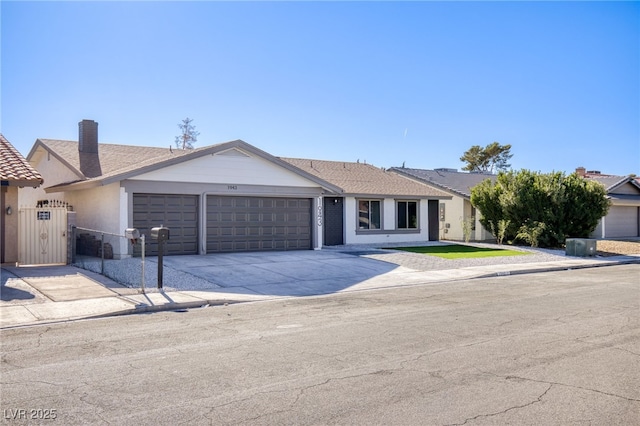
[227,185,238,190]
[316,197,323,226]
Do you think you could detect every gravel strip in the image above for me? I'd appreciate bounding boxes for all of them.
[73,256,219,292]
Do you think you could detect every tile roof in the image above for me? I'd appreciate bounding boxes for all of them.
[279,158,451,198]
[389,167,496,199]
[0,134,43,187]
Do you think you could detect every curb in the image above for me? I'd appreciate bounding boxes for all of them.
[474,258,640,279]
[2,259,637,329]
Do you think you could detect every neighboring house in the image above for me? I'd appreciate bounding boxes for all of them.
[0,134,43,263]
[280,158,451,246]
[21,120,450,259]
[576,168,640,239]
[388,167,496,241]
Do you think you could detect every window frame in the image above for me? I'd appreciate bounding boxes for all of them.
[357,199,382,230]
[396,200,419,230]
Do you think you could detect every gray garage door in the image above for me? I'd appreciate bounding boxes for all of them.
[207,196,311,252]
[133,194,199,255]
[606,206,639,238]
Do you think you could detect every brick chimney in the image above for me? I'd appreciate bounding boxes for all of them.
[575,166,586,177]
[78,119,98,153]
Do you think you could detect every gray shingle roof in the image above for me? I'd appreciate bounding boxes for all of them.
[0,134,43,187]
[585,175,639,193]
[279,158,451,198]
[30,139,342,193]
[389,167,496,199]
[33,139,195,185]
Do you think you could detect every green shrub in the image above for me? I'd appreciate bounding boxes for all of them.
[471,170,609,248]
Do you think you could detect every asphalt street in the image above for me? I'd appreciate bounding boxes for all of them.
[1,265,638,425]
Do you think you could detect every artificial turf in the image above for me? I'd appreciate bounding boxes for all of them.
[389,244,530,259]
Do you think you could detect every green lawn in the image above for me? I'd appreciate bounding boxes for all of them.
[388,244,530,259]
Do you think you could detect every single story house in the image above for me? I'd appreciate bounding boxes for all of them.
[21,120,451,259]
[389,166,496,241]
[279,158,451,246]
[576,168,640,239]
[1,134,44,263]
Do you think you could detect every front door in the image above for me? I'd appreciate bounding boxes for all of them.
[323,197,344,246]
[428,200,439,241]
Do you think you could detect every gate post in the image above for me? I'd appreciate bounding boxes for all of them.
[67,211,77,264]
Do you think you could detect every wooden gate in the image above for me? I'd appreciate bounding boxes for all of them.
[18,207,68,265]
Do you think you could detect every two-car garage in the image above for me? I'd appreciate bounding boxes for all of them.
[133,193,312,255]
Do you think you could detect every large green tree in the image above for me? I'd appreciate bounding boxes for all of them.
[470,170,610,247]
[460,142,513,173]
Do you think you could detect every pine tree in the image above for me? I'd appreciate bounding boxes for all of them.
[174,117,200,150]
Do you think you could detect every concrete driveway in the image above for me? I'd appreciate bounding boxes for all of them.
[69,242,628,297]
[146,249,403,296]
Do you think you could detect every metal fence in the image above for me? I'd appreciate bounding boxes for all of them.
[72,226,147,292]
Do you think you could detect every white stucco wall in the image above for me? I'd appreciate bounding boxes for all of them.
[66,183,127,258]
[131,149,316,187]
[20,148,80,208]
[343,197,430,245]
[439,197,466,241]
[438,197,493,241]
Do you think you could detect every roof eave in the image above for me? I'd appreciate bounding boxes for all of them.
[92,140,343,193]
[389,169,471,199]
[43,179,100,193]
[27,139,85,180]
[341,192,452,200]
[1,179,43,188]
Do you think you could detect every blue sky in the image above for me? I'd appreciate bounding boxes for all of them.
[2,1,638,175]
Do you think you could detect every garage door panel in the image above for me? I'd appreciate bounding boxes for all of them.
[606,206,639,238]
[207,196,311,253]
[133,194,198,256]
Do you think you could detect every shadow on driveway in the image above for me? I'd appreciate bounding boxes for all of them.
[74,250,403,297]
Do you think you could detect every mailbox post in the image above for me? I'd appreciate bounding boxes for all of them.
[124,228,144,292]
[150,225,170,289]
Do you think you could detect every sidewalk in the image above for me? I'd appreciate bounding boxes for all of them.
[2,251,638,329]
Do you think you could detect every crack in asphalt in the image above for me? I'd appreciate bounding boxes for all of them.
[199,368,403,424]
[503,375,640,402]
[612,346,640,357]
[446,384,553,426]
[479,370,640,403]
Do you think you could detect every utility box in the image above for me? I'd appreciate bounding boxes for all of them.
[150,226,170,241]
[565,238,597,257]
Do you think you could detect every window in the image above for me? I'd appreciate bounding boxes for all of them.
[397,201,418,229]
[471,206,476,231]
[358,200,381,229]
